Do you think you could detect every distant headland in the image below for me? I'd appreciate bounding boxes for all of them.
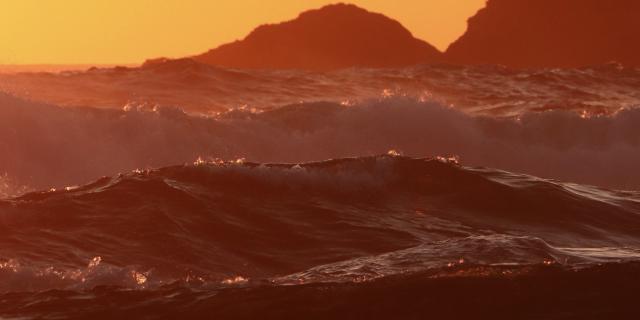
[147,1,640,70]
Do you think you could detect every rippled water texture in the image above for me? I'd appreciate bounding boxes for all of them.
[1,62,640,319]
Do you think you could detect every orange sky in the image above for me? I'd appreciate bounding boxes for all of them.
[0,0,485,65]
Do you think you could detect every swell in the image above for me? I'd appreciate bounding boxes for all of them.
[1,61,639,116]
[2,93,640,196]
[1,156,639,293]
[2,263,640,320]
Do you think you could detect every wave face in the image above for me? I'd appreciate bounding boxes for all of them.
[2,62,640,318]
[2,92,640,196]
[1,156,640,318]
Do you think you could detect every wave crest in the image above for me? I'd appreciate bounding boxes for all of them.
[2,93,640,194]
[1,156,639,292]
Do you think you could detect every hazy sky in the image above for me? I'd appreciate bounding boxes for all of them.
[0,0,485,64]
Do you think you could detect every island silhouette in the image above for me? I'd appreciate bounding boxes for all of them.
[151,1,638,70]
[446,0,640,68]
[192,3,443,70]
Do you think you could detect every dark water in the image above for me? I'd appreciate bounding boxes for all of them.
[1,156,640,318]
[1,62,640,318]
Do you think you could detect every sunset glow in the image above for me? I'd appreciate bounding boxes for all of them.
[0,0,484,64]
[2,0,640,318]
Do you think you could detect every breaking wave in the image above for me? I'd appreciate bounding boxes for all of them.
[1,155,639,318]
[2,62,640,318]
[2,92,640,195]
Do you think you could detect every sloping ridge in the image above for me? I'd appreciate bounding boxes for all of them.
[193,3,442,70]
[445,0,640,68]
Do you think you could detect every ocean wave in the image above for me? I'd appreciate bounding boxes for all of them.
[2,93,640,195]
[1,61,639,115]
[1,156,639,293]
[1,154,639,319]
[3,262,639,319]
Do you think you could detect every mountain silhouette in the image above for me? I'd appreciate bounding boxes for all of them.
[445,0,640,68]
[193,3,442,70]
